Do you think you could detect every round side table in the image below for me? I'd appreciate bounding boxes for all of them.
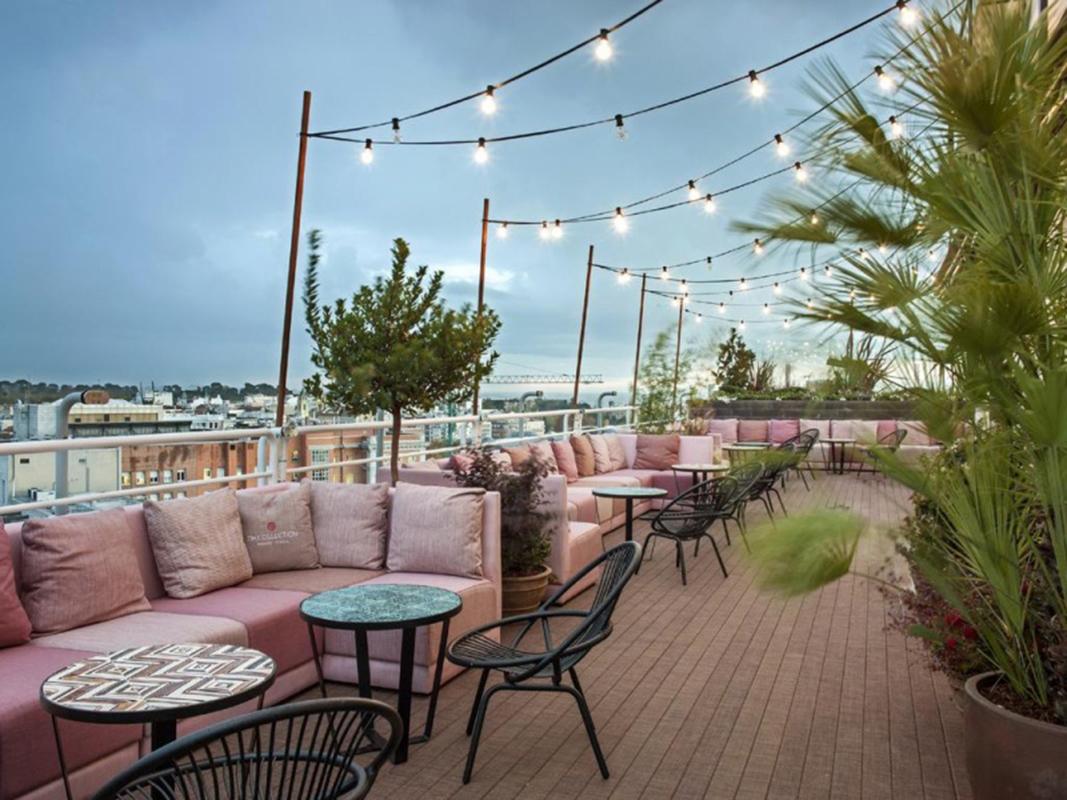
[300,583,462,765]
[822,437,856,474]
[590,486,668,543]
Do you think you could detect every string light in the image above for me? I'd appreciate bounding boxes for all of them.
[793,161,808,182]
[671,296,681,308]
[897,0,918,28]
[928,248,938,262]
[704,194,717,214]
[878,243,888,254]
[858,248,869,261]
[481,86,498,115]
[687,180,700,201]
[474,137,489,164]
[660,265,670,281]
[739,277,749,291]
[718,302,726,313]
[849,289,857,300]
[696,313,704,324]
[594,29,613,61]
[391,118,401,143]
[753,239,764,256]
[762,303,771,315]
[806,298,814,309]
[783,318,791,328]
[824,264,833,276]
[889,115,905,139]
[739,320,746,330]
[874,65,895,92]
[681,279,690,295]
[773,282,782,295]
[799,267,809,281]
[774,133,790,157]
[539,221,551,241]
[613,206,629,234]
[552,219,563,239]
[360,139,374,165]
[497,222,509,239]
[810,210,819,225]
[614,114,627,140]
[748,70,765,99]
[617,268,631,284]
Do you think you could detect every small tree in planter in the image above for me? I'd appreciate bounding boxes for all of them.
[454,448,553,614]
[302,233,500,484]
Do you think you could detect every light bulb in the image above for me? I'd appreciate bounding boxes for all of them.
[474,137,489,164]
[783,318,791,328]
[497,222,509,239]
[539,221,551,241]
[671,296,680,308]
[794,161,808,182]
[762,303,770,315]
[824,264,833,276]
[739,320,746,330]
[849,289,856,300]
[704,194,717,214]
[874,66,895,92]
[810,211,819,225]
[748,70,765,99]
[552,219,563,240]
[799,267,808,281]
[660,266,669,281]
[889,116,905,139]
[391,118,401,143]
[773,282,782,295]
[774,133,790,158]
[687,180,700,201]
[740,277,749,291]
[806,298,814,309]
[612,207,628,234]
[718,302,726,314]
[928,248,938,262]
[594,29,613,61]
[681,279,689,295]
[360,139,374,165]
[878,243,888,254]
[897,0,918,28]
[617,268,631,285]
[480,86,497,115]
[696,313,703,324]
[614,113,627,140]
[858,248,869,261]
[753,239,764,256]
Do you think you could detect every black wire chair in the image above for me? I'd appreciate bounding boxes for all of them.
[447,541,642,784]
[857,428,908,476]
[778,428,820,489]
[91,698,402,800]
[741,443,796,520]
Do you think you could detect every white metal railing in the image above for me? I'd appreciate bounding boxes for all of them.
[0,406,642,516]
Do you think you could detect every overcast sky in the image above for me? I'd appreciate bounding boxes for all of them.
[1,0,891,400]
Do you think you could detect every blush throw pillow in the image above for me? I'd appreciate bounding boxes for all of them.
[551,440,579,482]
[706,418,739,445]
[20,508,151,634]
[237,483,319,574]
[605,434,628,470]
[768,419,800,444]
[799,419,831,440]
[144,489,254,599]
[503,445,531,469]
[632,434,680,470]
[588,434,613,474]
[306,481,389,569]
[570,435,596,477]
[737,419,770,443]
[851,420,879,444]
[529,441,558,473]
[0,525,31,647]
[387,483,484,578]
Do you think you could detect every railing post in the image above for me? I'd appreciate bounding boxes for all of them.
[256,434,270,486]
[371,410,385,484]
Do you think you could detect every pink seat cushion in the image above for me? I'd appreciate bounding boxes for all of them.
[151,587,312,673]
[768,419,800,444]
[706,418,738,445]
[551,440,579,482]
[240,567,383,593]
[565,489,599,524]
[737,419,770,443]
[0,526,30,648]
[605,469,661,488]
[0,645,142,798]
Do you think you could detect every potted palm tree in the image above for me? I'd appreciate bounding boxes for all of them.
[737,4,1067,797]
[454,448,554,614]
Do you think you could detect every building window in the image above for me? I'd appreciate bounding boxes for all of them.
[175,469,186,482]
[135,471,146,486]
[121,472,131,487]
[149,470,159,485]
[217,467,226,479]
[310,448,331,482]
[203,468,212,480]
[18,457,29,465]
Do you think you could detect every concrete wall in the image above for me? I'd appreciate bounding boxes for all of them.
[692,399,915,420]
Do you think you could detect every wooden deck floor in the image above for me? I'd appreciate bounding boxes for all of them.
[314,474,972,799]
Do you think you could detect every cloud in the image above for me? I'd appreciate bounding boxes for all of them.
[435,261,515,292]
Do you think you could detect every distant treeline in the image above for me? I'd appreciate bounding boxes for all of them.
[0,380,280,406]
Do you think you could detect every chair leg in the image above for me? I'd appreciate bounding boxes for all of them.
[560,683,610,779]
[676,541,688,586]
[760,494,775,519]
[798,467,810,491]
[720,517,731,546]
[463,683,506,783]
[727,517,749,553]
[770,488,788,516]
[702,533,728,578]
[466,669,490,735]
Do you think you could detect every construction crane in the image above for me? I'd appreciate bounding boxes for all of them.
[481,373,604,385]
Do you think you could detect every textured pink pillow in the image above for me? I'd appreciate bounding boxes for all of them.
[799,419,831,440]
[706,418,738,445]
[876,420,899,442]
[529,441,558,473]
[570,436,596,477]
[237,483,319,574]
[306,481,389,569]
[551,440,579,482]
[503,445,531,469]
[0,525,31,647]
[737,419,769,443]
[633,434,680,470]
[768,419,800,444]
[588,435,613,473]
[20,508,152,634]
[604,434,628,470]
[387,483,484,578]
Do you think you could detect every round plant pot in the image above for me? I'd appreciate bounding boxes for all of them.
[502,566,552,616]
[963,671,1067,800]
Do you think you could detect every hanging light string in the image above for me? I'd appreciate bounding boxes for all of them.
[308,0,666,138]
[311,0,915,149]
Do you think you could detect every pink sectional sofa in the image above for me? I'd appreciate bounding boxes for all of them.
[0,484,501,800]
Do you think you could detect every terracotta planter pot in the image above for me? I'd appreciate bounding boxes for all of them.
[502,566,551,616]
[963,671,1067,800]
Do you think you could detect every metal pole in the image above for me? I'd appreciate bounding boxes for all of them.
[470,197,490,419]
[572,245,595,407]
[671,301,685,420]
[275,90,312,427]
[630,274,647,407]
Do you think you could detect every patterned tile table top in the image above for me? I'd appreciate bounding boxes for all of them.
[41,643,275,716]
[301,583,462,627]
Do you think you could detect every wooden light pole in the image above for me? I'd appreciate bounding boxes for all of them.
[572,245,595,407]
[671,299,685,418]
[630,274,647,407]
[470,197,490,418]
[275,90,312,427]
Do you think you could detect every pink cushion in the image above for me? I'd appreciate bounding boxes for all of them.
[237,482,318,574]
[0,525,30,647]
[387,483,484,578]
[0,644,142,798]
[737,419,770,443]
[551,440,579,482]
[706,418,738,445]
[799,419,831,440]
[19,508,151,635]
[588,434,613,473]
[877,420,899,442]
[851,420,879,444]
[632,434,680,470]
[604,435,628,470]
[144,489,254,599]
[151,587,312,673]
[570,435,596,477]
[529,441,558,472]
[830,420,854,439]
[503,445,531,469]
[450,451,474,472]
[306,481,389,569]
[768,419,800,444]
[899,420,932,446]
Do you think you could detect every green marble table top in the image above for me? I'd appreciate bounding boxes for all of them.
[300,584,462,629]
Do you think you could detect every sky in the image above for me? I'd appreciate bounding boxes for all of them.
[0,0,896,401]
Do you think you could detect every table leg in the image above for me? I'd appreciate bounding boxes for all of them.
[307,623,327,698]
[50,716,73,800]
[394,627,416,764]
[150,719,177,751]
[624,497,634,542]
[354,629,372,699]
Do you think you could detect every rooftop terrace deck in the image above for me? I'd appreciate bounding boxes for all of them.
[307,473,972,800]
